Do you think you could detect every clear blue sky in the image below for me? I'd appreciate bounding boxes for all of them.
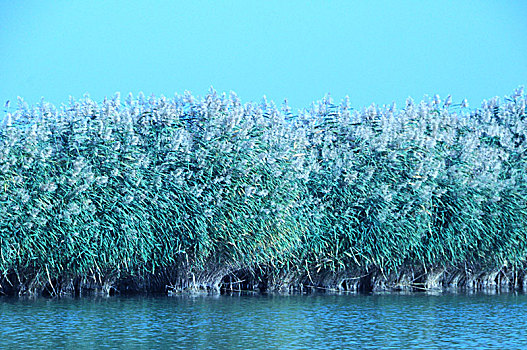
[1,1,526,112]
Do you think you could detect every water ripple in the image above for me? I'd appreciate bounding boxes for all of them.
[1,293,527,349]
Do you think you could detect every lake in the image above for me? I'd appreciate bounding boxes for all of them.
[1,292,527,349]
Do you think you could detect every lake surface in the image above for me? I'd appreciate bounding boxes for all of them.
[1,292,527,349]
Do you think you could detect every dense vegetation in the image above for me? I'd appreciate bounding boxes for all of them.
[1,88,526,296]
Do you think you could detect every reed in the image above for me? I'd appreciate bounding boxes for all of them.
[0,88,526,296]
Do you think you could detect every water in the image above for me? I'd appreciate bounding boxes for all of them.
[1,292,527,349]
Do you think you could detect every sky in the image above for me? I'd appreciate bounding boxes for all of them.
[1,1,526,113]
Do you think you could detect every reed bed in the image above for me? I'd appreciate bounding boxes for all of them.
[0,88,526,296]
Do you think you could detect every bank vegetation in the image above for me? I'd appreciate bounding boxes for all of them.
[0,88,526,296]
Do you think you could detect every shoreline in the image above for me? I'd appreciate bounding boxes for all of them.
[2,265,525,297]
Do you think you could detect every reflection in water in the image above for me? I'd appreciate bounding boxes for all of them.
[1,293,527,349]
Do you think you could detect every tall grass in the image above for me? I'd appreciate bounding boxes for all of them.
[0,88,526,295]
